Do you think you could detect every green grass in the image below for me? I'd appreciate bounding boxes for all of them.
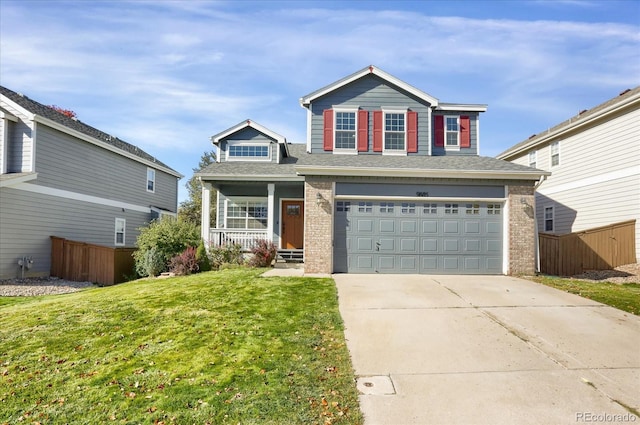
[0,269,363,424]
[529,275,640,315]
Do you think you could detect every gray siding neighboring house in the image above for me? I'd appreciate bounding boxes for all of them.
[0,86,182,279]
[497,86,640,261]
[197,65,548,276]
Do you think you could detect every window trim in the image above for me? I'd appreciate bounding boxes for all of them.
[528,151,537,168]
[333,107,359,154]
[115,218,126,246]
[382,108,408,155]
[550,142,560,167]
[544,205,554,232]
[223,197,268,229]
[444,115,460,151]
[146,168,156,193]
[226,141,272,162]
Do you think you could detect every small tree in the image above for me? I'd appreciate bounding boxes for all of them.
[133,218,200,277]
[179,150,217,226]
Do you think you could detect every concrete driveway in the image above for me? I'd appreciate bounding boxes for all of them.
[334,274,640,425]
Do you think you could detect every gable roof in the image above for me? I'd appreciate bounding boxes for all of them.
[300,65,439,107]
[497,86,640,160]
[197,143,548,181]
[0,86,182,178]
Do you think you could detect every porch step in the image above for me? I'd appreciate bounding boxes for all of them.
[277,249,304,263]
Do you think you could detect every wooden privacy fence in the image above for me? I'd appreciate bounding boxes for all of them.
[51,236,136,286]
[538,220,636,276]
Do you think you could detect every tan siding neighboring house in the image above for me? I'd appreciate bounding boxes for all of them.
[497,87,640,261]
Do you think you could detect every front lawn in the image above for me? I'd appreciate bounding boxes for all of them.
[0,269,363,424]
[529,275,640,315]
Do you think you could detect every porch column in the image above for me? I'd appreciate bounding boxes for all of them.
[267,183,275,242]
[201,182,212,246]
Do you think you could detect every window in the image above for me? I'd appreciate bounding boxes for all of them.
[528,151,537,168]
[380,202,394,213]
[444,203,459,214]
[228,144,270,160]
[423,203,437,214]
[544,206,554,232]
[226,199,268,229]
[401,202,416,214]
[115,218,126,246]
[550,142,560,167]
[465,203,480,215]
[384,112,405,151]
[445,116,459,147]
[335,111,356,150]
[336,201,351,212]
[358,201,372,213]
[146,168,155,192]
[487,204,501,215]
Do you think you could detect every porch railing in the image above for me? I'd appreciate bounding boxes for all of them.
[209,229,269,251]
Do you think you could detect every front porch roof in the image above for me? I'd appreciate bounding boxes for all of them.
[196,144,549,182]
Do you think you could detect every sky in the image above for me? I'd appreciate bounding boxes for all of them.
[1,0,639,204]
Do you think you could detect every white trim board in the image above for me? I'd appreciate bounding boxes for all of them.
[12,182,153,213]
[538,165,640,196]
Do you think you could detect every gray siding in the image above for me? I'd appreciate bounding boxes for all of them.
[1,101,34,172]
[431,112,480,156]
[219,127,279,163]
[0,187,147,279]
[35,125,177,212]
[309,74,432,155]
[0,118,5,172]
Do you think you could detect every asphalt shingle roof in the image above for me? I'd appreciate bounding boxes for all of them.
[0,86,178,173]
[197,143,542,177]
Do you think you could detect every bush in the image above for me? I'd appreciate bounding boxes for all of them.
[135,247,166,277]
[209,243,244,269]
[169,246,199,276]
[196,240,211,272]
[248,239,277,268]
[133,218,200,277]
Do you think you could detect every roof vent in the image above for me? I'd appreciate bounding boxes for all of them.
[578,109,587,115]
[528,134,536,139]
[619,88,631,96]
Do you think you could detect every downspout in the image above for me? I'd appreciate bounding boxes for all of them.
[533,174,548,273]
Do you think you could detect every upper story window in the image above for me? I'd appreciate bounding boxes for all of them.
[445,116,459,148]
[528,151,537,168]
[384,112,406,152]
[227,143,270,161]
[115,218,126,246]
[550,142,560,167]
[335,111,356,150]
[146,168,155,193]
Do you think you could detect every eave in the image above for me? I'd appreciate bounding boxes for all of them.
[0,172,38,187]
[294,166,549,181]
[436,103,488,112]
[198,174,304,182]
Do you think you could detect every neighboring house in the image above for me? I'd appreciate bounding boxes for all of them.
[0,86,182,279]
[497,86,640,261]
[197,65,548,275]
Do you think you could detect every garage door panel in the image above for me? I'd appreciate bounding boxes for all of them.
[335,199,503,274]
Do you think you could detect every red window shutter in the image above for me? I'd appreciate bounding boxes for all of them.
[373,110,383,152]
[434,115,444,147]
[357,110,369,152]
[323,109,333,151]
[407,111,418,153]
[460,116,470,148]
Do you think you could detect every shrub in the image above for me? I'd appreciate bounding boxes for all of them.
[248,239,277,268]
[169,246,199,276]
[135,247,166,277]
[209,243,244,269]
[133,218,200,277]
[196,240,211,272]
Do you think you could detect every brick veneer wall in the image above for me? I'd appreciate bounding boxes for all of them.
[508,183,536,275]
[303,178,334,274]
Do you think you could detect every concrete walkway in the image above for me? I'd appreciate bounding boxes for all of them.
[334,274,640,425]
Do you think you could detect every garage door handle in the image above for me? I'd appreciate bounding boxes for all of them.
[376,242,380,251]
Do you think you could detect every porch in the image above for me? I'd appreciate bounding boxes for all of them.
[208,229,304,262]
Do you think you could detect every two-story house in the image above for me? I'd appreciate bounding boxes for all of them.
[498,86,640,263]
[197,65,548,275]
[0,86,182,279]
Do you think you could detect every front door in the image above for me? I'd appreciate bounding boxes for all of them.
[282,200,304,249]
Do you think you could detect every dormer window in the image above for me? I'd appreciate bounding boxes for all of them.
[434,115,470,150]
[323,107,368,153]
[384,112,406,152]
[227,142,271,161]
[335,110,356,150]
[445,116,459,148]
